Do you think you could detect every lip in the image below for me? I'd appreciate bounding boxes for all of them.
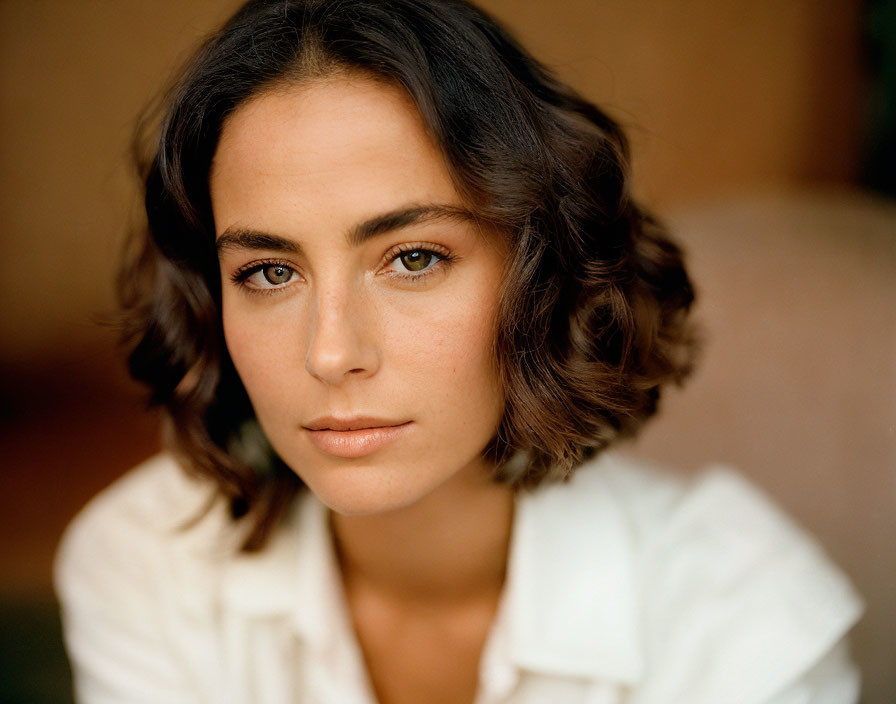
[303,419,413,458]
[304,416,407,431]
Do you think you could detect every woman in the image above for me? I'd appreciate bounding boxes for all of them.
[55,1,863,702]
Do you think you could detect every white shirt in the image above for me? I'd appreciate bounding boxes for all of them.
[55,453,864,703]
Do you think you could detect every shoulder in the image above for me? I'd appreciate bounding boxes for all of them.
[53,454,241,700]
[560,453,860,606]
[592,455,863,628]
[53,453,242,628]
[525,453,864,701]
[55,453,230,576]
[60,452,216,527]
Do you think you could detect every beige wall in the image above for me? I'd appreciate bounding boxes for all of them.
[0,0,864,361]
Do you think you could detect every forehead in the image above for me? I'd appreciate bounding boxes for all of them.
[209,75,463,235]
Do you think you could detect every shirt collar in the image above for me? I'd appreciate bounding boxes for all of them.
[502,454,643,684]
[220,454,643,685]
[220,490,349,652]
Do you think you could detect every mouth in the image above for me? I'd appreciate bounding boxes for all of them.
[303,416,408,432]
[303,420,413,458]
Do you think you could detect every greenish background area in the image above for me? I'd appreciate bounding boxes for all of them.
[0,599,73,704]
[864,0,896,195]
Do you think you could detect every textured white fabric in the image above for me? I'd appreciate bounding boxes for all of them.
[55,452,864,703]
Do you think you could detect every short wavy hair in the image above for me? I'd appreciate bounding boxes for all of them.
[123,0,697,550]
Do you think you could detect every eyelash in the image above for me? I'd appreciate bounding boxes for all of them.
[230,242,455,294]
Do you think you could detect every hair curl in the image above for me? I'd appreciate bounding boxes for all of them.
[122,0,697,550]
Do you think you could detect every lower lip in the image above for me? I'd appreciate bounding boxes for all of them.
[304,422,412,458]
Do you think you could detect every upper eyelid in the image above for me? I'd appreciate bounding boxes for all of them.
[234,257,295,272]
[382,241,451,258]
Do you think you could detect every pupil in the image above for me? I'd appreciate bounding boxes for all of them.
[402,250,431,272]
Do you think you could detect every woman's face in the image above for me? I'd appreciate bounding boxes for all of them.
[211,75,507,515]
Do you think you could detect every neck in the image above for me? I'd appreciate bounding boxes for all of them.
[329,459,515,606]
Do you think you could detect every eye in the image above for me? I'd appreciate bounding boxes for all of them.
[384,245,453,281]
[391,249,440,273]
[233,262,300,290]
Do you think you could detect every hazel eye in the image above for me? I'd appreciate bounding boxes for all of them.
[398,250,436,272]
[238,263,299,290]
[387,249,444,276]
[260,264,294,285]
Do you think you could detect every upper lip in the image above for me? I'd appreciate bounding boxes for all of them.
[303,416,409,431]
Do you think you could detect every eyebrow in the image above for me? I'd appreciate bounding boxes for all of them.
[215,203,478,255]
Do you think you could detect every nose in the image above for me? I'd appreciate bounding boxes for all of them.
[304,281,379,385]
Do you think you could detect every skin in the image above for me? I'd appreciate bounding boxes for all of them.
[210,73,514,704]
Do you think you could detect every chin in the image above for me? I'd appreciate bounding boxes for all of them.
[296,462,433,517]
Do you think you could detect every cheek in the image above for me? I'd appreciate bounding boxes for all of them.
[390,288,502,417]
[422,316,492,379]
[221,303,304,406]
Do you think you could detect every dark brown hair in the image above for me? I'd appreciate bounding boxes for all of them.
[122,0,697,550]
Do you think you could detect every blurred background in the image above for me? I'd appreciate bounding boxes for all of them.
[1,0,893,701]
